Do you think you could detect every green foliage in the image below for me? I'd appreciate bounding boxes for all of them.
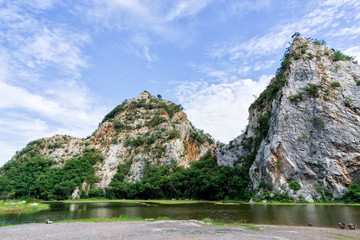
[301,84,319,97]
[0,148,105,200]
[107,154,252,201]
[288,93,302,102]
[331,50,358,64]
[250,77,287,109]
[147,116,167,127]
[331,81,341,88]
[310,117,325,128]
[313,185,333,203]
[289,181,301,192]
[293,53,300,60]
[332,50,356,63]
[291,32,301,38]
[307,52,314,59]
[101,103,126,123]
[357,80,360,86]
[340,183,360,203]
[259,179,271,191]
[256,111,271,141]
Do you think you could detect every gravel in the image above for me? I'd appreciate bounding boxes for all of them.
[0,220,359,240]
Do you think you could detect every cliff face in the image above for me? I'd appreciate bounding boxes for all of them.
[12,91,215,195]
[217,38,360,201]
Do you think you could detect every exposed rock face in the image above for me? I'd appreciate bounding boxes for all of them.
[12,91,215,192]
[217,38,360,201]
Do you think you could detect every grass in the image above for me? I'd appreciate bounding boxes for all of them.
[55,199,208,205]
[326,232,359,239]
[0,200,49,212]
[49,199,360,206]
[63,216,261,231]
[60,216,172,223]
[202,218,260,231]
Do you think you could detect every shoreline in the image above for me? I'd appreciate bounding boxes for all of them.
[0,220,359,240]
[45,198,360,206]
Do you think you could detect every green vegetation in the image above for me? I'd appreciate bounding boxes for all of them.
[313,185,334,203]
[340,183,360,203]
[101,101,127,123]
[331,81,341,88]
[332,50,357,63]
[0,200,49,212]
[293,53,300,60]
[106,153,252,201]
[250,77,287,110]
[202,218,260,231]
[357,80,360,86]
[288,93,302,102]
[0,149,104,200]
[289,181,301,192]
[310,117,325,128]
[301,84,319,97]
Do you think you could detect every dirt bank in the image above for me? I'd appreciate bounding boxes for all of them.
[0,220,359,240]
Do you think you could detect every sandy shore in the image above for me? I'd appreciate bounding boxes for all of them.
[0,220,359,240]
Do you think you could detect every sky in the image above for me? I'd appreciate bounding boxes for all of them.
[1,0,360,166]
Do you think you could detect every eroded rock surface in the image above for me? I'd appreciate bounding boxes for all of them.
[217,38,360,201]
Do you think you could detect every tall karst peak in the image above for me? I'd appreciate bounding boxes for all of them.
[217,37,360,201]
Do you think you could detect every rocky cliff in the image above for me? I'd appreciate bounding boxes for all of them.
[217,38,360,201]
[11,91,215,196]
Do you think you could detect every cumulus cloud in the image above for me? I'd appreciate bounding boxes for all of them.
[176,75,272,143]
[344,46,360,61]
[0,1,106,165]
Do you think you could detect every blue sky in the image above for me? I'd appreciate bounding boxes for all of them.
[1,0,360,166]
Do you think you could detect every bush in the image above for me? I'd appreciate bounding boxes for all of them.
[288,93,302,102]
[357,81,360,86]
[332,50,356,62]
[341,183,360,203]
[289,181,301,192]
[301,84,319,97]
[331,81,341,88]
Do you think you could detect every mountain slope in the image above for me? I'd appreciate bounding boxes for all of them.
[217,37,360,201]
[6,91,215,198]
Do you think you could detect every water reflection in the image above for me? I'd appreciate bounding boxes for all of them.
[1,202,359,228]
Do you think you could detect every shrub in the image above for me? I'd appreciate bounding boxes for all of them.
[147,116,167,127]
[341,183,360,203]
[332,50,356,62]
[331,81,341,88]
[301,84,319,97]
[312,39,326,46]
[293,53,300,60]
[288,93,302,102]
[307,52,314,59]
[101,103,126,123]
[310,117,325,128]
[356,81,360,86]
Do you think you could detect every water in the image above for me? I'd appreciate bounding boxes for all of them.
[1,202,359,228]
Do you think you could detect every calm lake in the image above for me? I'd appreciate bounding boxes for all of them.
[1,202,359,228]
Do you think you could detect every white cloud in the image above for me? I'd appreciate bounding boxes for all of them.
[0,1,107,166]
[165,0,211,21]
[209,0,360,61]
[344,46,360,61]
[176,75,272,143]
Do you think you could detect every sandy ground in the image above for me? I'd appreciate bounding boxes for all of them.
[0,220,359,240]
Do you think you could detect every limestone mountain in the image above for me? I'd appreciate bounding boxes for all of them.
[217,37,360,201]
[9,91,215,197]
